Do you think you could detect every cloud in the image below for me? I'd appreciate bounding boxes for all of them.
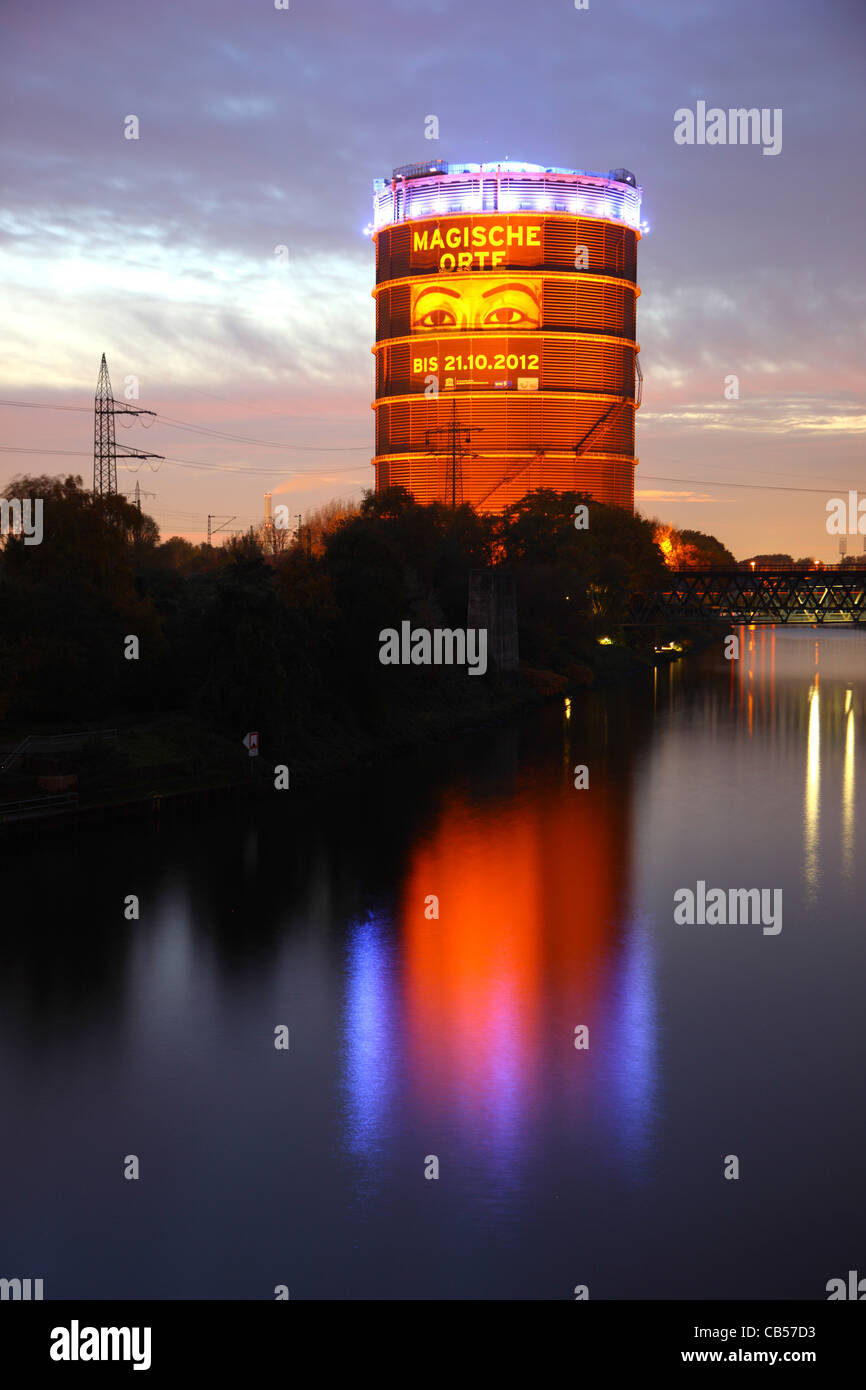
[0,0,863,559]
[636,489,717,503]
[640,396,866,436]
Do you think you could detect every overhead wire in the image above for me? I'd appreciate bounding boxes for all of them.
[0,397,859,495]
[0,396,369,451]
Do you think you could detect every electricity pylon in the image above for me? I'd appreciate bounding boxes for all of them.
[207,514,235,546]
[93,354,163,495]
[424,397,481,507]
[132,481,156,511]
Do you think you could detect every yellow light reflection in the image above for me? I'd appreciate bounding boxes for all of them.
[842,706,855,879]
[804,677,820,896]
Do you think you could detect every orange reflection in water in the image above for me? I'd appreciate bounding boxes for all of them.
[402,778,625,1125]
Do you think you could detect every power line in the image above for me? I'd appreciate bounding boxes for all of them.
[2,445,852,494]
[1,418,858,498]
[639,474,857,496]
[153,413,369,450]
[0,396,369,451]
[161,456,367,476]
[0,400,91,412]
[0,396,858,472]
[181,383,355,426]
[0,443,368,478]
[0,445,90,456]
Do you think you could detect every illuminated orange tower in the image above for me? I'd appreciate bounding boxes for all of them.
[370,161,646,513]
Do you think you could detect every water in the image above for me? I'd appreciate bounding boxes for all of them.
[1,627,864,1300]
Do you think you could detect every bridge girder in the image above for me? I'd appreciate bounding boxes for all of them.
[633,569,866,625]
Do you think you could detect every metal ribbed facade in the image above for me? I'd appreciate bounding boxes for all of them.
[371,162,645,513]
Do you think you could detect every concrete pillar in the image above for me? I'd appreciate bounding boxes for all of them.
[468,569,519,675]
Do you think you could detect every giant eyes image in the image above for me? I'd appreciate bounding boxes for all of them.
[411,278,541,333]
[415,305,458,330]
[482,304,536,328]
[479,284,540,330]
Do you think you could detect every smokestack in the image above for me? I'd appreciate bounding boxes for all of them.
[264,491,273,528]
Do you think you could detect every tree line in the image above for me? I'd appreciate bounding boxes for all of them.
[0,475,729,750]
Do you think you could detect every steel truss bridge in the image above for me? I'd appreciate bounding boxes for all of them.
[635,569,866,625]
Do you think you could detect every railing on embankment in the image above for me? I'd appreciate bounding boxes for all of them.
[0,729,118,776]
[0,781,245,831]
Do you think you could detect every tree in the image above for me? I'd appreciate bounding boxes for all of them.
[677,528,736,567]
[302,497,361,556]
[254,519,293,557]
[485,489,666,663]
[197,542,290,747]
[156,536,200,572]
[740,553,794,569]
[359,485,417,521]
[0,474,162,718]
[654,522,735,568]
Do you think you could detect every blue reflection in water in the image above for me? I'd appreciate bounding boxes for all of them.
[605,915,657,1172]
[457,974,529,1205]
[341,913,397,1182]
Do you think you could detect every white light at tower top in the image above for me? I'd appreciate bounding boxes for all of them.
[372,161,644,231]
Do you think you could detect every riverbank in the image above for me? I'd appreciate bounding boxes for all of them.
[0,635,696,831]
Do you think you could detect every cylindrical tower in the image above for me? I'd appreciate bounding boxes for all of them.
[370,161,646,513]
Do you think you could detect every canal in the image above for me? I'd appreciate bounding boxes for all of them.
[1,627,864,1299]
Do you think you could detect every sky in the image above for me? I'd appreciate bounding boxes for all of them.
[1,0,864,558]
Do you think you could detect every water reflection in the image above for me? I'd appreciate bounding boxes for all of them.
[722,626,862,901]
[603,914,657,1171]
[1,628,864,1298]
[403,795,545,1199]
[337,693,660,1202]
[336,631,866,1207]
[805,677,821,897]
[342,912,397,1187]
[843,698,855,879]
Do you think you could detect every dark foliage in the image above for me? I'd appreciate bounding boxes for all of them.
[0,476,672,739]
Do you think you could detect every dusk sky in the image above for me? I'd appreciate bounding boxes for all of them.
[2,0,864,557]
